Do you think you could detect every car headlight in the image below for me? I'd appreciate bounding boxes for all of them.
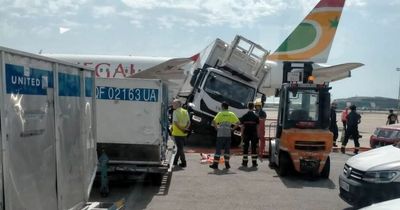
[362,171,400,183]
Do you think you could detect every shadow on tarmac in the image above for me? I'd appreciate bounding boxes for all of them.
[266,163,336,189]
[89,172,173,209]
[238,166,258,172]
[208,168,237,175]
[342,207,357,210]
[276,173,336,189]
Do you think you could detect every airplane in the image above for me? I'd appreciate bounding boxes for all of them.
[44,0,363,98]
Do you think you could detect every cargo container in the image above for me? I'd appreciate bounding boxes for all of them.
[0,46,97,210]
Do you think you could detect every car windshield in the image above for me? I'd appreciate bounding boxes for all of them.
[376,129,400,138]
[203,72,255,109]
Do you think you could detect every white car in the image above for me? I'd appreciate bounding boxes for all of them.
[339,143,400,207]
[361,198,400,210]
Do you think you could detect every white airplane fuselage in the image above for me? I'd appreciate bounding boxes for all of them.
[45,54,345,97]
[46,54,170,78]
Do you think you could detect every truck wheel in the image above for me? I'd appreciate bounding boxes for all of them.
[278,153,291,177]
[149,173,163,186]
[231,135,241,147]
[320,156,330,179]
[100,186,109,197]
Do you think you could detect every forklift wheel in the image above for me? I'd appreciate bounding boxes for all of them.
[268,140,276,167]
[277,153,291,177]
[320,156,330,179]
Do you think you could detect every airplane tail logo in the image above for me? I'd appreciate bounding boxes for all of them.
[268,0,345,63]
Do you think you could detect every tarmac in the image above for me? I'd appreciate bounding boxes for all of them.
[89,111,389,209]
[90,152,355,210]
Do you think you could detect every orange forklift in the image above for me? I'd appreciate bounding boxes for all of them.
[268,66,333,178]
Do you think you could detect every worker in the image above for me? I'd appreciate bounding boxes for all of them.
[341,105,361,154]
[254,98,266,158]
[329,102,339,147]
[210,102,240,170]
[171,99,190,168]
[386,109,399,125]
[341,107,349,130]
[340,106,349,142]
[240,102,259,167]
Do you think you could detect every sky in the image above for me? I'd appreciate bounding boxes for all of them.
[1,0,400,100]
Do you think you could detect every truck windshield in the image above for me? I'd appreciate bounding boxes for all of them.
[203,72,255,109]
[287,89,319,122]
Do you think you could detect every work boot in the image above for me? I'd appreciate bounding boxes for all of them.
[252,161,258,168]
[179,162,187,168]
[242,160,248,167]
[340,147,345,154]
[225,162,231,169]
[209,163,218,169]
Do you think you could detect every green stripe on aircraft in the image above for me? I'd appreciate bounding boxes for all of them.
[275,23,317,52]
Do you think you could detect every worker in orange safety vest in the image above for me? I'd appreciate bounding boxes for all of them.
[254,98,266,158]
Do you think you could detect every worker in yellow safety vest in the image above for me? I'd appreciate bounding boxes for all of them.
[171,99,190,168]
[209,102,240,170]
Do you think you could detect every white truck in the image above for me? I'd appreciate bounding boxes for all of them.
[179,35,270,146]
[95,77,173,188]
[0,46,98,209]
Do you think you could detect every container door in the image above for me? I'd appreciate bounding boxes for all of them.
[83,70,97,200]
[2,54,57,210]
[55,64,85,209]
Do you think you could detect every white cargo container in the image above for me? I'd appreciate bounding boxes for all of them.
[0,47,97,209]
[96,77,173,185]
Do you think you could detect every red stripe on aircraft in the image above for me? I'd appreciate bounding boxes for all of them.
[190,53,200,62]
[315,0,345,8]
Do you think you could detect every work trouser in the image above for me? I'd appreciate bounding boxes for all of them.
[341,127,360,148]
[243,135,258,163]
[213,137,231,164]
[329,124,338,144]
[173,136,186,165]
[258,122,266,157]
[340,121,347,143]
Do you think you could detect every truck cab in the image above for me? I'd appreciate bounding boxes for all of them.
[269,82,332,177]
[183,35,270,146]
[188,67,257,136]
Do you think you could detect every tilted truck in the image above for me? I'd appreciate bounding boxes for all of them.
[179,35,270,146]
[95,77,173,188]
[0,46,99,209]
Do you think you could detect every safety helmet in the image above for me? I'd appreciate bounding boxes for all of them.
[254,98,262,107]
